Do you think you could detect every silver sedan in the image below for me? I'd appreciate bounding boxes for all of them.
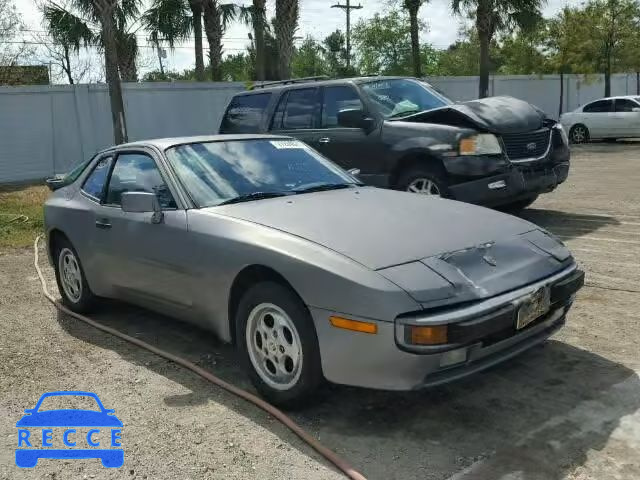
[44,135,584,407]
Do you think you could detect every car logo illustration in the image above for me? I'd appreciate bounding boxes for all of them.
[526,142,537,151]
[15,391,123,468]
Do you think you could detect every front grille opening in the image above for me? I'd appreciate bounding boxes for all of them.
[501,128,551,160]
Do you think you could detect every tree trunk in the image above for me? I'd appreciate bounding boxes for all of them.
[637,71,639,95]
[478,30,490,98]
[190,0,206,81]
[203,0,223,81]
[558,70,564,117]
[63,45,74,85]
[604,48,612,97]
[252,0,266,80]
[408,7,421,78]
[274,0,299,80]
[100,9,128,144]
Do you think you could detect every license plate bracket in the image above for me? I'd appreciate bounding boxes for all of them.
[516,286,551,330]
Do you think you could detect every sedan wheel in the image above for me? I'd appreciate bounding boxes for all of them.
[570,125,589,144]
[407,178,441,196]
[246,303,303,391]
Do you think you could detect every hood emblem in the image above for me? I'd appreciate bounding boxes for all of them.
[526,142,537,151]
[482,254,497,266]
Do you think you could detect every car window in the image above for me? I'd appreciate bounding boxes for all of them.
[360,78,451,118]
[322,86,364,128]
[36,395,101,412]
[281,88,319,130]
[219,93,272,133]
[105,153,176,208]
[614,99,639,112]
[81,156,113,201]
[583,100,612,113]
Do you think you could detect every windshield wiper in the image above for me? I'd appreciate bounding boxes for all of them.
[388,109,423,119]
[293,183,359,194]
[217,191,290,205]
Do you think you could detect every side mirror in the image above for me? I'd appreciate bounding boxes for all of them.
[121,191,163,224]
[632,107,640,112]
[45,175,66,191]
[337,108,374,131]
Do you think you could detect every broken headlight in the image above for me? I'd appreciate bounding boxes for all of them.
[458,134,503,156]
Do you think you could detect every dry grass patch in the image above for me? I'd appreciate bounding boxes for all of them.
[0,184,49,250]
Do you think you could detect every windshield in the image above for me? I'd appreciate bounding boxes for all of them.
[165,139,358,207]
[360,78,452,119]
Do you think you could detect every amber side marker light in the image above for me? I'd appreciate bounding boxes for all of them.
[409,325,448,345]
[459,137,477,155]
[329,316,377,334]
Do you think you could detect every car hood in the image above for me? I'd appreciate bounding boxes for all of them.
[395,96,547,134]
[209,187,553,271]
[16,410,123,427]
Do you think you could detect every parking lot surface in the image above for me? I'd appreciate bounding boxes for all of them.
[1,142,639,480]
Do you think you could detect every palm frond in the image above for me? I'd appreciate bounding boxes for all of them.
[219,3,237,30]
[42,4,95,50]
[142,0,192,48]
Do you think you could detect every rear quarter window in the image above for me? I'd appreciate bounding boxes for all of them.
[219,93,272,133]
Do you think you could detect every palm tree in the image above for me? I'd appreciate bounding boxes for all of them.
[202,0,237,80]
[236,0,267,80]
[42,0,139,143]
[403,0,426,78]
[452,0,543,98]
[274,0,298,79]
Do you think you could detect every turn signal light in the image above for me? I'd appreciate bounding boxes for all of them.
[409,325,448,345]
[330,316,377,334]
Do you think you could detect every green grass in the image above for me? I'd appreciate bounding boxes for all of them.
[0,185,48,250]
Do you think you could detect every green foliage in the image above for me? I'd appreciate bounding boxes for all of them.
[291,36,327,77]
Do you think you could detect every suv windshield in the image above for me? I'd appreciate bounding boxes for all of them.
[360,78,452,119]
[166,139,358,207]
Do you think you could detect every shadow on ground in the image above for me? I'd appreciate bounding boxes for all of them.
[518,208,620,241]
[56,303,640,480]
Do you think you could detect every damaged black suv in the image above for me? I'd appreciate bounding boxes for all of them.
[219,76,570,210]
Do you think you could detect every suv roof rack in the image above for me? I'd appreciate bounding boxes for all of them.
[252,76,330,89]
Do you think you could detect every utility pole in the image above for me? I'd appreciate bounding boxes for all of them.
[331,0,362,70]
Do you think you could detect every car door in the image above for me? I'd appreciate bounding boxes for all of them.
[581,99,613,138]
[95,150,195,316]
[269,87,324,149]
[314,85,383,181]
[612,98,640,137]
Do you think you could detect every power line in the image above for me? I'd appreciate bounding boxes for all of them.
[331,0,362,69]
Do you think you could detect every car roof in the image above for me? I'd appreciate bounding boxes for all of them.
[101,134,293,153]
[586,95,640,102]
[237,76,421,95]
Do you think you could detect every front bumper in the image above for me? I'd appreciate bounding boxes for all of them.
[311,267,584,391]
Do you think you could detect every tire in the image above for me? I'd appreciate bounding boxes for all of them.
[396,164,450,197]
[569,124,589,144]
[52,236,96,313]
[235,281,323,409]
[500,194,539,213]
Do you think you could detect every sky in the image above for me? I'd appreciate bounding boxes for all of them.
[13,0,581,78]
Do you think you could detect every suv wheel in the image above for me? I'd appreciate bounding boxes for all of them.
[397,165,449,197]
[53,237,96,312]
[235,282,323,409]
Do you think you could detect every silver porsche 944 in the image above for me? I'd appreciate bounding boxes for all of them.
[44,135,584,407]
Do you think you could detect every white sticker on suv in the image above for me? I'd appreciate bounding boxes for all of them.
[270,140,306,149]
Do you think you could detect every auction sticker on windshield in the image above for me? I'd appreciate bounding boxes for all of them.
[15,391,123,468]
[270,140,307,149]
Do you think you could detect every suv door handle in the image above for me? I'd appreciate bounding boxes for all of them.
[95,219,112,229]
[318,137,330,144]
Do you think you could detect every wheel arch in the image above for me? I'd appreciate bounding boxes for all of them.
[48,228,70,258]
[389,150,447,188]
[227,264,306,345]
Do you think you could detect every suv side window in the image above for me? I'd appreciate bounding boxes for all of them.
[614,99,639,112]
[583,100,612,113]
[81,156,113,201]
[322,86,364,128]
[277,88,319,130]
[220,93,271,133]
[105,153,176,208]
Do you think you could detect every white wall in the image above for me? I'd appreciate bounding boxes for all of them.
[1,74,638,183]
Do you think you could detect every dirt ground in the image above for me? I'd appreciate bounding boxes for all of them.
[1,143,639,480]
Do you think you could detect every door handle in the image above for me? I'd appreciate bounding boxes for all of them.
[318,137,330,144]
[95,219,112,229]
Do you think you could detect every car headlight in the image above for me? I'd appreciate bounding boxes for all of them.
[459,134,502,155]
[554,123,569,144]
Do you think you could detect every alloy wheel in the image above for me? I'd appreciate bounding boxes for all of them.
[245,303,303,391]
[58,247,83,303]
[572,126,587,143]
[407,178,441,195]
